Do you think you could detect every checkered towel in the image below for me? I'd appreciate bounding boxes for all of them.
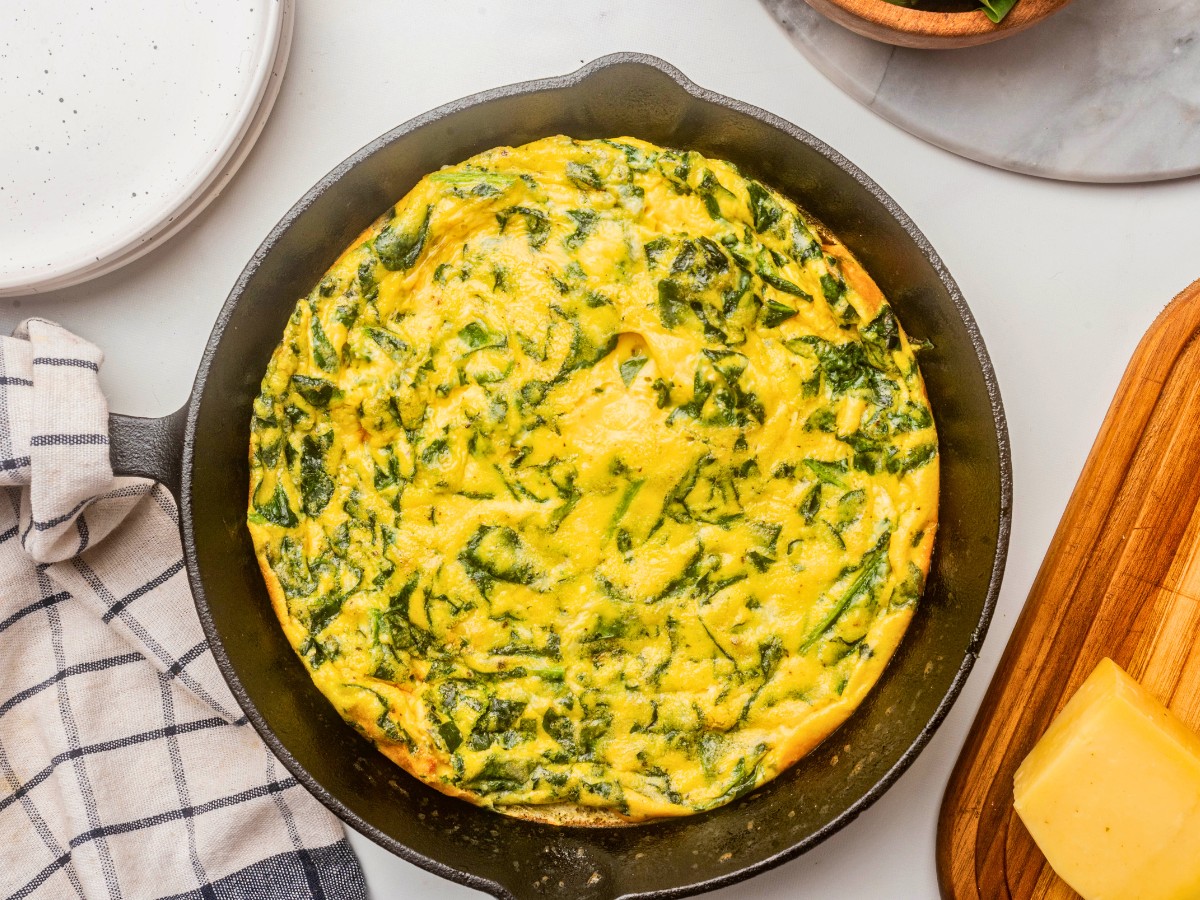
[0,320,368,900]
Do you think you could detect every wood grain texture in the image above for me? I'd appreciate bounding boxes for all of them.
[937,278,1200,899]
[801,0,1074,49]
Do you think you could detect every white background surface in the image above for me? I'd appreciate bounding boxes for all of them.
[4,1,1199,897]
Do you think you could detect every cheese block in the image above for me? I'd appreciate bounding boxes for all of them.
[1012,657,1200,900]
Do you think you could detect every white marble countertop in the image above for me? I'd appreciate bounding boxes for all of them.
[4,1,1199,897]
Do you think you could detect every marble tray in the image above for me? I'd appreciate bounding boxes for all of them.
[763,0,1200,183]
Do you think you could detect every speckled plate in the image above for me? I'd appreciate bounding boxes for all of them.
[764,0,1200,183]
[0,0,293,296]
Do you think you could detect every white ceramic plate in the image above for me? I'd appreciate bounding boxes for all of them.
[0,0,293,296]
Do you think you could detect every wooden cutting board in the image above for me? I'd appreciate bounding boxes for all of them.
[937,278,1200,899]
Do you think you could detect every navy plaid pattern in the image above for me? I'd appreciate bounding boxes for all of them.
[0,321,367,900]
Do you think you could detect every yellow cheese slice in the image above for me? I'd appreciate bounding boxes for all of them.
[1013,657,1200,900]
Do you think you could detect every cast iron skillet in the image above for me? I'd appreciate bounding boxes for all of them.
[109,54,1011,900]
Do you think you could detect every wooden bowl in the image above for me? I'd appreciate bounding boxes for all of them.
[802,0,1075,48]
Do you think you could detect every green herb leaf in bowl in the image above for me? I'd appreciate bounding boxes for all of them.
[881,0,1019,22]
[979,0,1017,22]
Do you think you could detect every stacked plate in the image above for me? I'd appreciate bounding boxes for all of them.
[0,0,294,296]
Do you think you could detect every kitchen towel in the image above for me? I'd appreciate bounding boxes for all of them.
[0,320,368,900]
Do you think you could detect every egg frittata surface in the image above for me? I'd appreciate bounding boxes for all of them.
[248,136,938,824]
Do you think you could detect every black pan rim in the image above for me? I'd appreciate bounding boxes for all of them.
[181,51,1011,900]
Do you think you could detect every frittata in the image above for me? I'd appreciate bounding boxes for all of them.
[247,136,938,824]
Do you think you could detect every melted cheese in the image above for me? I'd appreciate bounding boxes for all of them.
[247,136,939,821]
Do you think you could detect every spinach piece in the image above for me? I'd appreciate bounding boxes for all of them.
[566,161,603,191]
[437,720,463,753]
[805,408,836,433]
[582,616,627,644]
[256,484,298,527]
[271,536,314,597]
[657,279,689,328]
[892,561,927,608]
[555,318,618,380]
[698,349,765,426]
[761,299,798,328]
[334,298,361,328]
[800,533,892,653]
[700,745,768,809]
[420,437,449,466]
[462,756,534,793]
[759,636,785,681]
[496,206,550,250]
[299,433,335,516]
[788,336,895,405]
[820,273,847,306]
[696,172,733,220]
[703,348,746,382]
[756,252,811,299]
[459,525,539,595]
[378,573,431,652]
[564,209,599,249]
[619,355,648,387]
[310,316,337,372]
[644,236,672,268]
[308,590,347,636]
[365,326,408,361]
[604,138,654,172]
[651,378,673,409]
[799,483,822,524]
[467,697,530,751]
[695,609,739,669]
[518,379,550,410]
[357,259,379,302]
[696,572,748,603]
[886,403,933,433]
[791,219,822,262]
[578,704,613,756]
[696,236,730,274]
[838,430,886,474]
[492,630,561,659]
[607,479,644,535]
[291,374,335,408]
[747,550,775,572]
[655,455,712,532]
[833,489,866,535]
[298,635,337,669]
[546,472,582,533]
[862,307,900,352]
[346,685,410,745]
[254,435,282,469]
[668,367,715,425]
[746,181,782,233]
[542,707,576,751]
[670,238,729,287]
[458,321,507,352]
[375,205,431,271]
[887,442,937,475]
[804,458,848,488]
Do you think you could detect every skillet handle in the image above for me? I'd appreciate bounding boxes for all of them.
[108,406,189,498]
